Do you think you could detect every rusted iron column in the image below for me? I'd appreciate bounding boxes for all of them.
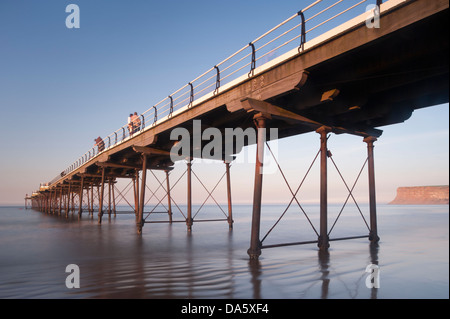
[78,176,84,218]
[51,190,55,213]
[50,190,53,214]
[46,193,50,214]
[71,184,75,213]
[133,170,140,217]
[186,160,193,232]
[58,188,62,216]
[45,193,50,214]
[165,170,173,223]
[55,190,59,214]
[50,189,56,215]
[137,155,147,234]
[55,190,58,214]
[225,161,233,230]
[64,189,68,217]
[364,136,380,243]
[86,183,90,216]
[112,179,116,217]
[48,190,52,214]
[50,189,54,214]
[90,183,94,216]
[316,126,332,251]
[247,113,268,260]
[66,182,71,218]
[56,190,59,214]
[98,167,106,224]
[107,179,112,216]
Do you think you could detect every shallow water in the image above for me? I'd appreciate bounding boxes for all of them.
[0,204,448,299]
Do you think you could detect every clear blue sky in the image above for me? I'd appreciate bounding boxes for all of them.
[0,0,448,205]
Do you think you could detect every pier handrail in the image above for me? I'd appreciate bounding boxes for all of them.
[49,0,381,186]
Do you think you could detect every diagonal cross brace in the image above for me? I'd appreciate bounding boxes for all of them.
[327,155,371,236]
[261,142,320,244]
[191,167,229,219]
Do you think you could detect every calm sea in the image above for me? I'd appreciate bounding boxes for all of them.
[0,204,448,299]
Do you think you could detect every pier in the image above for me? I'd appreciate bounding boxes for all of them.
[28,0,449,259]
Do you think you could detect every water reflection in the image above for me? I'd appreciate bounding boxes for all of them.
[245,242,380,299]
[75,215,379,299]
[7,205,447,299]
[248,260,262,299]
[60,218,383,299]
[317,250,330,299]
[369,243,379,299]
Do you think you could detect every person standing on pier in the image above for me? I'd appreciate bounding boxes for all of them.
[127,113,134,135]
[131,112,141,134]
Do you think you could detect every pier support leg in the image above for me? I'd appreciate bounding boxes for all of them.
[317,126,332,251]
[50,190,54,214]
[71,184,75,213]
[133,170,140,217]
[108,179,112,216]
[50,189,54,215]
[90,183,94,217]
[186,160,193,232]
[66,182,71,218]
[86,184,90,216]
[111,179,116,217]
[98,167,105,224]
[165,170,173,224]
[64,189,68,217]
[59,188,62,216]
[247,113,268,260]
[137,155,147,234]
[78,176,84,218]
[46,193,49,214]
[225,161,233,230]
[364,136,380,243]
[53,190,56,214]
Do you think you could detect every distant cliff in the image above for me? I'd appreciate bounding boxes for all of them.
[389,186,449,205]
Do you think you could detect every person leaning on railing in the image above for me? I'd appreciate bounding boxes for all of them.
[94,136,105,152]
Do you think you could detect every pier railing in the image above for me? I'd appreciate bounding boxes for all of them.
[49,0,382,185]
